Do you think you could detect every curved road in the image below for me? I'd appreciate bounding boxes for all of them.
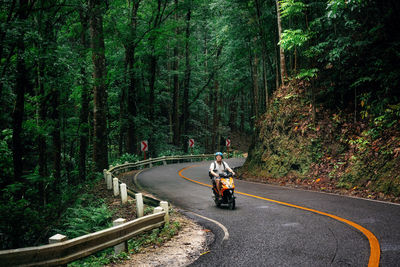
[134,159,400,266]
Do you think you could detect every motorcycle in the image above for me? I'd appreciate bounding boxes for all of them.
[212,172,236,210]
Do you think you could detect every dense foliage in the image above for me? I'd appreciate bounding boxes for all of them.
[244,0,400,200]
[1,0,399,249]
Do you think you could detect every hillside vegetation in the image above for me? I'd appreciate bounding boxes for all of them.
[242,81,400,202]
[241,0,400,203]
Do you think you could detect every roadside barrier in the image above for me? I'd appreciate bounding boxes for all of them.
[0,212,166,266]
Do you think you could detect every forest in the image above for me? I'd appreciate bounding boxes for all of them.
[1,0,399,250]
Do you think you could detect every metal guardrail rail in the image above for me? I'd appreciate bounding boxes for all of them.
[109,154,215,174]
[0,212,165,266]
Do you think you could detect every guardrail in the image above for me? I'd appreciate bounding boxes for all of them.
[107,152,241,176]
[108,153,216,175]
[0,153,238,266]
[0,212,165,266]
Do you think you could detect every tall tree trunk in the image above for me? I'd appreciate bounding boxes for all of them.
[212,77,219,151]
[276,0,287,86]
[262,53,268,111]
[182,5,191,152]
[119,65,127,156]
[126,1,141,154]
[35,36,48,203]
[229,98,237,131]
[252,53,259,119]
[167,42,173,143]
[78,9,90,182]
[149,51,156,122]
[51,88,61,188]
[255,0,269,111]
[274,32,280,90]
[148,0,162,123]
[12,0,30,184]
[89,0,108,172]
[240,93,245,132]
[204,33,210,152]
[172,0,180,146]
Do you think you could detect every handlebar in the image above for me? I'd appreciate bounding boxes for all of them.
[219,172,234,178]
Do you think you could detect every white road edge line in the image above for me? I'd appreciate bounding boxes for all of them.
[185,211,229,241]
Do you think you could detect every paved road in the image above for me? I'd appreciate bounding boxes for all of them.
[135,158,400,266]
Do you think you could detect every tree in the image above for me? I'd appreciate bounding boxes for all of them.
[89,0,108,171]
[12,0,31,184]
[276,0,287,86]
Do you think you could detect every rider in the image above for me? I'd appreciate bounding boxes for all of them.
[209,152,235,198]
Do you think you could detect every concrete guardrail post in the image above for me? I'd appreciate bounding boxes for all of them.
[103,169,107,183]
[113,178,119,196]
[160,201,169,223]
[49,234,67,244]
[120,183,128,204]
[106,172,112,190]
[113,218,128,254]
[153,206,163,214]
[135,193,144,218]
[48,234,68,266]
[162,156,167,165]
[149,158,153,168]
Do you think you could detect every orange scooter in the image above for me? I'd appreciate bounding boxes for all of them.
[212,172,236,210]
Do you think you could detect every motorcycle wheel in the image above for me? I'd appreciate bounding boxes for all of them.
[215,198,221,207]
[213,189,221,207]
[228,196,235,210]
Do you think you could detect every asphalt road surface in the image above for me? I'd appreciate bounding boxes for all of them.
[134,158,400,266]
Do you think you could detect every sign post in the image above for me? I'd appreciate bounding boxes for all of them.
[188,139,194,155]
[226,138,231,159]
[141,140,148,160]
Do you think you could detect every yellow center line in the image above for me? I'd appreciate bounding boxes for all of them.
[178,165,380,267]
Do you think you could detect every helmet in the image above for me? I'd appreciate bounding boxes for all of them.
[215,152,223,158]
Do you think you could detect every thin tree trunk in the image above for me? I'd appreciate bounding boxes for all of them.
[212,77,219,151]
[125,1,140,154]
[229,98,237,131]
[354,87,357,123]
[262,53,268,111]
[89,0,108,172]
[167,41,173,143]
[12,0,29,184]
[78,9,90,182]
[182,5,191,152]
[172,0,180,146]
[276,0,287,86]
[274,32,280,90]
[312,79,316,124]
[240,93,245,132]
[148,0,162,123]
[252,53,259,118]
[255,0,269,111]
[35,32,48,203]
[51,88,61,188]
